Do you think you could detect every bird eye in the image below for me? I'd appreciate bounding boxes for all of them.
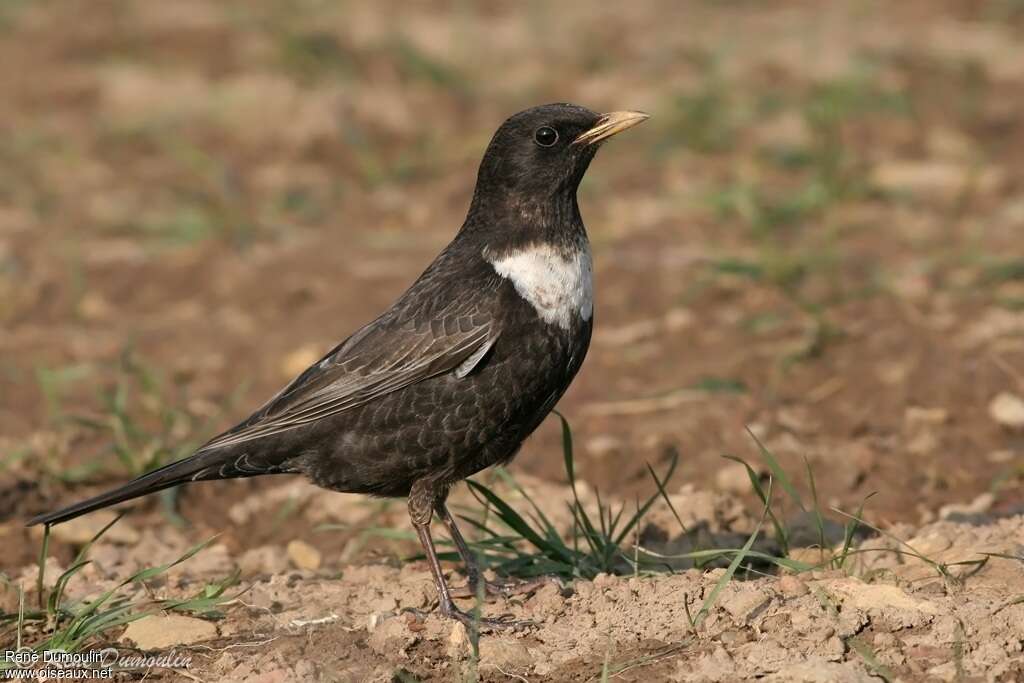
[534,126,559,147]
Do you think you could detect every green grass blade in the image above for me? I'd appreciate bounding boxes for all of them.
[831,501,960,581]
[36,524,50,609]
[612,452,679,547]
[747,426,805,512]
[490,467,560,539]
[129,536,220,583]
[692,480,772,627]
[722,455,789,554]
[804,455,827,551]
[836,493,874,569]
[47,513,126,617]
[466,481,572,563]
[645,456,690,536]
[639,546,814,573]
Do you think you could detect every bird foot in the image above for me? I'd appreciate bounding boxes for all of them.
[441,604,535,632]
[448,574,563,599]
[401,605,534,632]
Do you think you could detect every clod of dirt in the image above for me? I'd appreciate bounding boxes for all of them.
[989,391,1024,429]
[718,582,771,623]
[238,545,290,576]
[367,616,417,658]
[477,636,534,673]
[287,539,322,570]
[120,614,217,649]
[824,578,939,630]
[937,492,995,521]
[776,574,810,597]
[446,621,469,660]
[714,461,751,494]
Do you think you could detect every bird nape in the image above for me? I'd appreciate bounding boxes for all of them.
[28,103,649,630]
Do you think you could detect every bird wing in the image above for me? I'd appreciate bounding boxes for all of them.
[198,306,498,452]
[25,290,501,528]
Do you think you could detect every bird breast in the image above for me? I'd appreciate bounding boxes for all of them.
[486,241,593,330]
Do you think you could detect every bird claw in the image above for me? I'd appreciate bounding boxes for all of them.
[442,605,535,632]
[449,574,564,599]
[401,604,536,632]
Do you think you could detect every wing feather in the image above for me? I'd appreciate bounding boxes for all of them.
[198,313,497,451]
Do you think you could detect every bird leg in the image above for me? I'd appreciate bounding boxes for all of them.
[435,502,559,599]
[408,482,530,630]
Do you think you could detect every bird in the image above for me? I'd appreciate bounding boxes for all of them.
[27,103,649,629]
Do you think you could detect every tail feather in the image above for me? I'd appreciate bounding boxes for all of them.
[27,450,241,527]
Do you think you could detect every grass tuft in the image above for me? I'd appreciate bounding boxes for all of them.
[1,518,240,661]
[450,410,683,580]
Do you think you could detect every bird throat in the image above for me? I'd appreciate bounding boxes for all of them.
[467,184,593,330]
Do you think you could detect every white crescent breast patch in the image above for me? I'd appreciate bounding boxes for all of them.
[487,242,593,329]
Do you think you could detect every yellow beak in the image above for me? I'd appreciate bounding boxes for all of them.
[573,111,650,145]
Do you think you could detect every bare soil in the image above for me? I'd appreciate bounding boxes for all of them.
[6,478,1024,681]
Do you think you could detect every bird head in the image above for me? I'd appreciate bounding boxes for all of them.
[467,103,648,226]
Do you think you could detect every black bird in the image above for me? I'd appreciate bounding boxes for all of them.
[28,103,649,628]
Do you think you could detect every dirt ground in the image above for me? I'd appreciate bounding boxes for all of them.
[2,0,1024,680]
[6,477,1024,681]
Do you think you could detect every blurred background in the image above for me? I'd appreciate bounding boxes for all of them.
[2,0,1023,570]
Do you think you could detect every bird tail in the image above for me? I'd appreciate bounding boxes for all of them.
[26,449,238,527]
